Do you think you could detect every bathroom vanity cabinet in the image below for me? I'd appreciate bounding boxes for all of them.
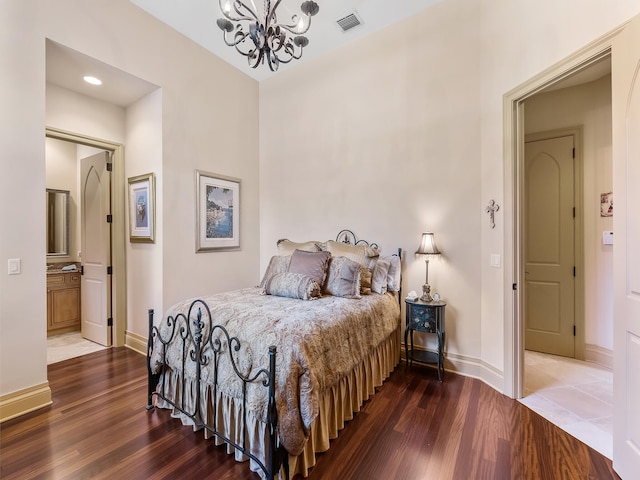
[46,271,81,336]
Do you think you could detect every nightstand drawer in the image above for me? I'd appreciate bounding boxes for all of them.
[409,305,437,332]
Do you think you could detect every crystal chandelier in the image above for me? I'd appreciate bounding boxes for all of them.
[216,0,320,71]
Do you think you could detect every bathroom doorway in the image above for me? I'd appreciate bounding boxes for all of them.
[46,128,127,354]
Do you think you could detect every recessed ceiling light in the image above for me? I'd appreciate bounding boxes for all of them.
[83,75,102,85]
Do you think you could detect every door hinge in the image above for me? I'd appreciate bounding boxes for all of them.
[573,325,576,336]
[106,214,113,223]
[572,147,575,158]
[80,265,84,275]
[107,317,113,326]
[573,207,575,218]
[573,266,576,277]
[512,283,517,291]
[106,162,113,172]
[107,266,112,275]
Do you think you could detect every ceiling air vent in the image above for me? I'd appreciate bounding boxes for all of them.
[336,12,362,32]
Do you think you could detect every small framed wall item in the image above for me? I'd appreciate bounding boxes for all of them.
[128,173,155,243]
[600,192,613,217]
[195,170,240,252]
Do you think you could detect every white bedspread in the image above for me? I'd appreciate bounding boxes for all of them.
[149,287,400,455]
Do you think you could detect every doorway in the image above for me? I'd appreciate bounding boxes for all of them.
[503,45,614,400]
[506,53,614,461]
[46,128,127,350]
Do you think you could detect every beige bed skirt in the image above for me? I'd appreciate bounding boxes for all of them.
[289,326,400,477]
[155,327,400,479]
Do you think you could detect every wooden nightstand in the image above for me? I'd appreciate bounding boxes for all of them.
[404,298,446,380]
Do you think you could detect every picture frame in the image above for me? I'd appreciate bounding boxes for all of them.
[195,170,240,252]
[600,191,613,217]
[128,173,155,243]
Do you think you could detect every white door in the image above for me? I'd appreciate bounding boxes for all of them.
[524,136,575,357]
[612,13,640,478]
[80,152,112,346]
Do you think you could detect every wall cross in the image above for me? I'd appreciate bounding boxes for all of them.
[486,200,500,229]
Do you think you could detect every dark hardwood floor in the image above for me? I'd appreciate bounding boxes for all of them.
[0,348,619,479]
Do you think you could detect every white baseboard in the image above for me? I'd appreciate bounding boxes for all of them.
[401,346,504,393]
[584,343,613,370]
[125,330,147,356]
[0,382,52,423]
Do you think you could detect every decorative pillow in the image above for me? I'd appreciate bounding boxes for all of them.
[359,266,372,295]
[371,257,391,294]
[323,256,361,299]
[259,255,291,289]
[386,255,402,292]
[277,239,322,255]
[325,240,379,271]
[264,272,321,300]
[288,249,332,286]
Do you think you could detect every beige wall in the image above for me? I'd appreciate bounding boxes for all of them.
[0,0,259,406]
[525,76,614,352]
[260,0,483,363]
[260,0,640,388]
[125,89,164,343]
[480,1,640,388]
[2,0,640,413]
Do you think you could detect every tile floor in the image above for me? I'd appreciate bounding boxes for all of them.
[519,350,613,459]
[47,331,108,364]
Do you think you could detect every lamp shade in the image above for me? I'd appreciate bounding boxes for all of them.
[415,232,441,255]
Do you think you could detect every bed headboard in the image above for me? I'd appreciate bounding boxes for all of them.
[335,229,380,250]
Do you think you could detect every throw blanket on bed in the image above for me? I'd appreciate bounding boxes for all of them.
[149,287,399,455]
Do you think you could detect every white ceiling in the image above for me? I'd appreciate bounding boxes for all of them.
[46,40,159,108]
[130,0,445,82]
[45,1,612,107]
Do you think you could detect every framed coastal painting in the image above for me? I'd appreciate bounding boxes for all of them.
[195,170,240,252]
[128,173,155,243]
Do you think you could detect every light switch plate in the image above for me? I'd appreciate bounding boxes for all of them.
[602,231,614,245]
[8,258,21,275]
[490,254,501,268]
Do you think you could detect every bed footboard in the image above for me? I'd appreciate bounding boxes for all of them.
[146,300,288,480]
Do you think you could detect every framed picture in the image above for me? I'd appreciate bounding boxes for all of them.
[600,192,613,217]
[195,170,240,252]
[128,173,155,243]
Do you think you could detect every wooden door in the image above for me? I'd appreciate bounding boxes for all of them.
[612,13,640,477]
[524,135,575,357]
[80,152,112,346]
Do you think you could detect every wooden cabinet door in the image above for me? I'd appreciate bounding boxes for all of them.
[46,272,81,334]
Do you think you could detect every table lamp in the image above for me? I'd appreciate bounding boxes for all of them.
[416,232,441,302]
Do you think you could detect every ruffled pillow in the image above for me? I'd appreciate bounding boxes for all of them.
[259,255,292,288]
[386,255,402,292]
[325,240,379,270]
[325,240,379,294]
[371,257,391,294]
[288,249,332,286]
[359,266,372,295]
[323,256,361,299]
[264,272,322,300]
[277,239,322,255]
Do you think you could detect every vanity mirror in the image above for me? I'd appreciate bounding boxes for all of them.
[46,188,70,257]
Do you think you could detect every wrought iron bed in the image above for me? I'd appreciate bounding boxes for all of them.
[146,230,401,480]
[146,299,287,479]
